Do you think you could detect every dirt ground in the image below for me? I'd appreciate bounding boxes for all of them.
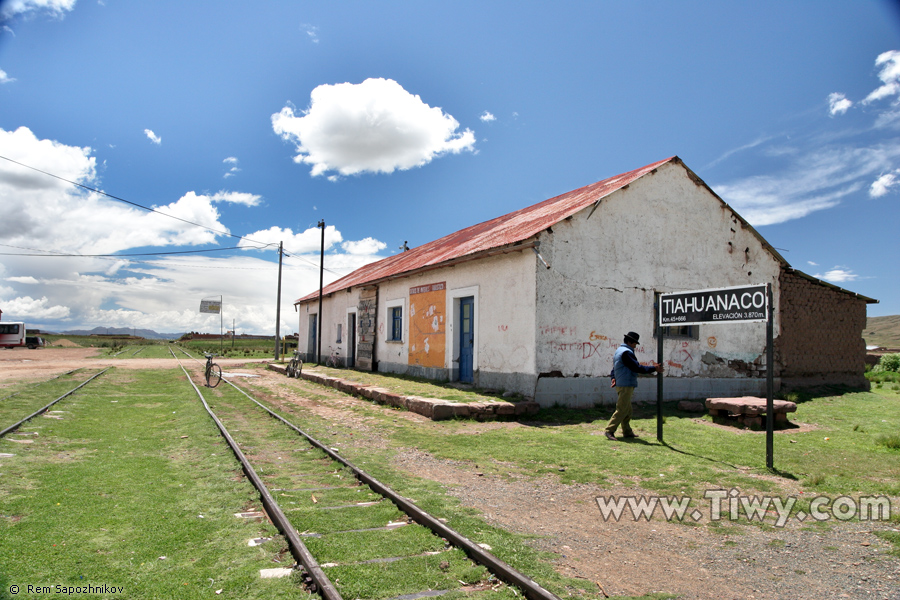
[4,349,899,600]
[0,346,268,385]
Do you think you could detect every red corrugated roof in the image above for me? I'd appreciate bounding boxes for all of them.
[297,156,677,303]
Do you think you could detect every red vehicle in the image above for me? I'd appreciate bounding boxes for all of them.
[0,322,27,349]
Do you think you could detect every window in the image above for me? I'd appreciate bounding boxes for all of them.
[655,323,700,340]
[390,306,403,341]
[336,323,343,343]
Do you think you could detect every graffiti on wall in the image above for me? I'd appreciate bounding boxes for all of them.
[408,282,446,368]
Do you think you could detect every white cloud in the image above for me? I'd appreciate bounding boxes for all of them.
[0,127,233,254]
[272,78,476,177]
[864,50,900,104]
[869,170,900,197]
[302,24,319,44]
[342,237,387,255]
[0,69,15,84]
[480,111,496,122]
[807,261,818,267]
[0,295,71,320]
[0,0,76,20]
[828,92,852,116]
[210,190,260,206]
[223,156,240,178]
[0,127,388,335]
[144,129,162,145]
[239,225,343,253]
[814,267,858,284]
[716,144,900,225]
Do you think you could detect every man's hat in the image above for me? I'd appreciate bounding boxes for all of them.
[624,331,641,345]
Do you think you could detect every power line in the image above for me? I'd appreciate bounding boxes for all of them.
[0,154,278,249]
[0,243,267,257]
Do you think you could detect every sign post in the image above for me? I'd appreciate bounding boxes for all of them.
[658,283,774,466]
[200,296,224,353]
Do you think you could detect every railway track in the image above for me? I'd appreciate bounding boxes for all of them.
[0,368,110,438]
[170,347,562,600]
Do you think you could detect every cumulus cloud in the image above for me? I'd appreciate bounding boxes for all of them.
[0,126,233,255]
[239,225,344,253]
[0,127,388,335]
[0,295,71,320]
[828,92,852,116]
[864,50,900,104]
[0,69,15,84]
[480,111,496,122]
[210,190,260,206]
[814,267,858,284]
[144,129,162,145]
[869,170,900,197]
[272,78,476,178]
[0,0,76,20]
[342,237,387,255]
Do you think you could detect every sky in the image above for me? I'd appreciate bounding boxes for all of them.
[0,0,898,337]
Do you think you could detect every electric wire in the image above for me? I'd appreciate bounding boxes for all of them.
[0,154,278,249]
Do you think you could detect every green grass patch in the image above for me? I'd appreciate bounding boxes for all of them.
[303,366,522,404]
[0,368,301,599]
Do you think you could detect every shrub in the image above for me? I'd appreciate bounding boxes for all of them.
[873,353,900,373]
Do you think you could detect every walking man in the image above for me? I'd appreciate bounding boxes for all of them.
[605,331,662,440]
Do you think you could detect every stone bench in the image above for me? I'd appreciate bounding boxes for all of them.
[705,396,797,430]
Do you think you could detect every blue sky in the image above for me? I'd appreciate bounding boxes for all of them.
[0,0,898,336]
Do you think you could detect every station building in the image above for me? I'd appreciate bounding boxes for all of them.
[294,157,876,407]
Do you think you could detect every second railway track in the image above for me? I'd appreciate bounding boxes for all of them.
[171,347,561,600]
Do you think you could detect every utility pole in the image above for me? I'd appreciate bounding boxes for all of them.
[275,241,283,360]
[317,220,325,365]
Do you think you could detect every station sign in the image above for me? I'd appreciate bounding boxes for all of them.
[659,284,768,326]
[199,300,221,314]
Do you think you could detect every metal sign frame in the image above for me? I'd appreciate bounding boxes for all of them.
[656,283,776,469]
[659,284,768,327]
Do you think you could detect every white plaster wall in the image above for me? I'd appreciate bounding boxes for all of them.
[296,288,359,362]
[296,248,538,391]
[374,249,537,387]
[535,161,783,381]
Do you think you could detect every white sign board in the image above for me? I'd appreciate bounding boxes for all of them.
[660,284,768,326]
[199,300,221,314]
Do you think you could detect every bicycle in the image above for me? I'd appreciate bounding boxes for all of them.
[285,351,303,378]
[325,346,342,368]
[204,353,222,388]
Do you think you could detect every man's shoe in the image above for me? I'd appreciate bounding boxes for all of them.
[623,431,638,439]
[604,431,617,441]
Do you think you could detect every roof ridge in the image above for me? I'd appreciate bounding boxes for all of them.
[296,156,677,303]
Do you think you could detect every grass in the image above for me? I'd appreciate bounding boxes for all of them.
[0,368,301,599]
[298,366,523,404]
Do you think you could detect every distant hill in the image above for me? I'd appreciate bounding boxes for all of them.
[60,327,183,340]
[863,315,900,349]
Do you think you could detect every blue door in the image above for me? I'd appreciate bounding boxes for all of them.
[459,297,474,383]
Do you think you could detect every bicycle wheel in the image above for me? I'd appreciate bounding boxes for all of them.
[206,363,222,387]
[293,359,303,377]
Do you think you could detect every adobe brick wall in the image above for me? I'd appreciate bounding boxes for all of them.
[776,270,869,389]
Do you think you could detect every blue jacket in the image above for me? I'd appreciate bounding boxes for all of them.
[613,344,656,388]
